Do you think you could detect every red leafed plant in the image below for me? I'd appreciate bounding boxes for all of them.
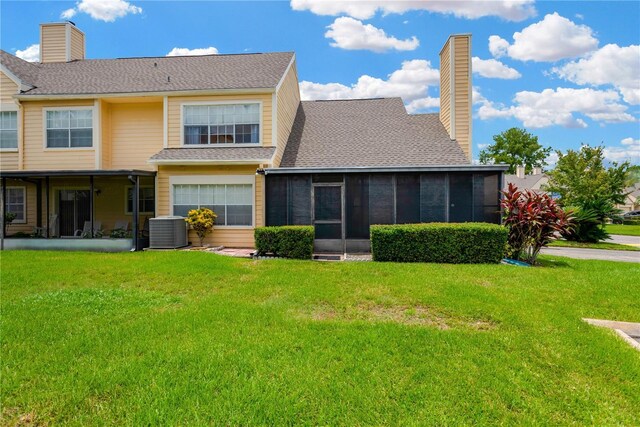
[501,183,573,264]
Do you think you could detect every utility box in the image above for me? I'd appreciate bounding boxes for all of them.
[149,217,188,249]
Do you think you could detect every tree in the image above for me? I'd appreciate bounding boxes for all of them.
[479,127,551,174]
[545,145,630,219]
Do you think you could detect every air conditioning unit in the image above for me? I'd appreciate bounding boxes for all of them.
[149,216,188,249]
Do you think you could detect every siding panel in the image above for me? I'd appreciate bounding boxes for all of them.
[110,102,162,170]
[273,60,300,167]
[41,24,67,63]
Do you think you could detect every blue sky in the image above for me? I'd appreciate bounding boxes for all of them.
[1,0,639,165]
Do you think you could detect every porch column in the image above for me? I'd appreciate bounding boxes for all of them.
[45,176,50,238]
[89,175,94,238]
[129,175,140,251]
[36,180,42,229]
[1,177,6,249]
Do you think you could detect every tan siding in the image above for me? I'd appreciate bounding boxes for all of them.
[0,152,19,171]
[439,40,451,135]
[1,72,19,104]
[70,26,85,61]
[166,94,272,148]
[100,101,112,168]
[453,36,471,160]
[22,99,96,170]
[157,165,262,247]
[40,24,67,63]
[110,102,162,170]
[273,60,300,167]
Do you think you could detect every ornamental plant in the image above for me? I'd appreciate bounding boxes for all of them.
[185,208,217,247]
[501,183,572,264]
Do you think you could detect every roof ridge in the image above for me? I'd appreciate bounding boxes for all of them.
[301,97,402,103]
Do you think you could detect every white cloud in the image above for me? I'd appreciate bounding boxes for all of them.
[603,137,640,163]
[299,59,440,113]
[488,35,510,57]
[61,8,77,19]
[489,13,598,61]
[291,0,536,21]
[325,17,419,52]
[553,44,640,105]
[61,0,142,22]
[15,44,40,62]
[545,151,559,166]
[166,47,219,56]
[472,57,521,79]
[477,87,636,128]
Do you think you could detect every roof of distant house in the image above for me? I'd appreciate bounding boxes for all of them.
[280,98,469,168]
[504,173,549,191]
[0,50,294,95]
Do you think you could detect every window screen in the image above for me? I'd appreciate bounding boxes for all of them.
[346,175,369,239]
[420,174,446,222]
[396,174,420,224]
[266,176,288,226]
[473,173,501,223]
[369,175,394,225]
[289,175,312,225]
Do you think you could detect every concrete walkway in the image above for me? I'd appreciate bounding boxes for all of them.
[608,234,640,246]
[540,246,640,263]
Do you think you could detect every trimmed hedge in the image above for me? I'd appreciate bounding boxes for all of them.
[371,223,508,264]
[254,226,314,260]
[623,219,640,226]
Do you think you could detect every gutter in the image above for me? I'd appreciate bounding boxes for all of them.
[260,164,509,175]
[14,87,275,101]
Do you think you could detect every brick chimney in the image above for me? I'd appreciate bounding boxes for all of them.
[40,22,85,63]
[439,34,472,162]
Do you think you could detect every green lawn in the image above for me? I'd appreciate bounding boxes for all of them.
[606,224,640,236]
[1,251,639,425]
[548,239,640,251]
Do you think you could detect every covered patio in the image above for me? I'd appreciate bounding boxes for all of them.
[1,169,156,252]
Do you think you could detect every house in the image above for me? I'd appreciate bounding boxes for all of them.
[0,22,506,253]
[503,166,549,193]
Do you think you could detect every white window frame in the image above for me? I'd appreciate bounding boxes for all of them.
[0,107,18,152]
[180,100,263,148]
[42,106,96,151]
[5,186,26,224]
[169,175,255,228]
[124,186,155,215]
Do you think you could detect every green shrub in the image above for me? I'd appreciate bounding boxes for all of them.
[370,223,507,264]
[254,226,314,260]
[561,207,609,243]
[623,219,640,226]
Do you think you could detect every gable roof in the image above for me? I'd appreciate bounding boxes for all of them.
[280,98,469,168]
[503,174,549,192]
[0,50,294,96]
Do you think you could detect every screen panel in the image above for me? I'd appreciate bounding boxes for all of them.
[396,174,420,224]
[369,174,394,225]
[265,175,288,226]
[420,174,446,222]
[449,173,473,222]
[289,175,312,225]
[346,174,370,238]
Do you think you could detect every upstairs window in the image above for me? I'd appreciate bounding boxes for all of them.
[46,109,93,148]
[0,111,18,149]
[183,104,260,145]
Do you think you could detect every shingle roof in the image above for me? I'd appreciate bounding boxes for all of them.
[503,174,549,191]
[149,147,275,163]
[0,50,293,95]
[280,98,469,168]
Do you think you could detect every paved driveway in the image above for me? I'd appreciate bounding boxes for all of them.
[541,246,640,263]
[608,234,640,246]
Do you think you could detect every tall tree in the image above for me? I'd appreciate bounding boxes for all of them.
[479,127,551,174]
[545,145,630,218]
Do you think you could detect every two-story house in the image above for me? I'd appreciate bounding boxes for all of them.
[1,22,506,253]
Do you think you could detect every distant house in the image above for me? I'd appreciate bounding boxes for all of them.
[1,22,506,253]
[617,183,640,213]
[503,166,548,193]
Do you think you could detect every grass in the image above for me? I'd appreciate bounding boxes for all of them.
[606,224,640,236]
[1,251,639,425]
[548,239,640,251]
